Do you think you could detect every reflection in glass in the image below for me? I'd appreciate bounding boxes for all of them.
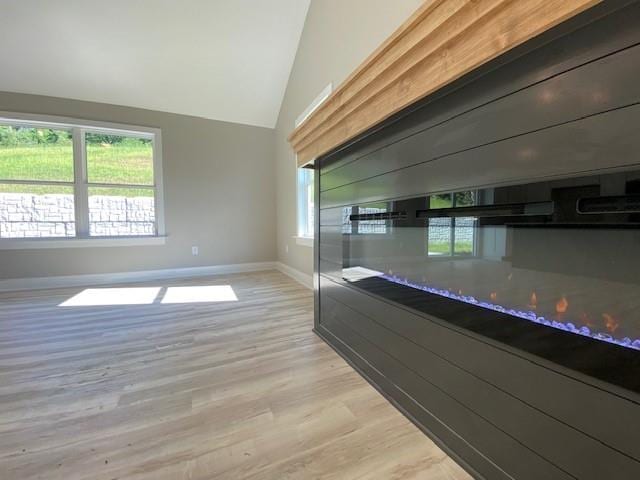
[427,191,476,256]
[336,172,640,351]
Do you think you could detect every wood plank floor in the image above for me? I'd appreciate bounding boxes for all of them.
[0,270,472,480]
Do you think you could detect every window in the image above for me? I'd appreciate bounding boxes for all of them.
[295,84,332,243]
[0,114,163,244]
[297,167,314,238]
[427,191,477,256]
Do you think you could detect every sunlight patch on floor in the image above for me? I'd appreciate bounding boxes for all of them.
[161,285,238,304]
[59,287,162,306]
[59,285,238,306]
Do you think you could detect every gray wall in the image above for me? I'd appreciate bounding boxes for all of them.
[0,91,276,280]
[274,0,423,277]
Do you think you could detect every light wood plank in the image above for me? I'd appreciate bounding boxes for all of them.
[0,271,471,480]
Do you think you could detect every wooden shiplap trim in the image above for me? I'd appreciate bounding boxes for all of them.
[288,0,601,166]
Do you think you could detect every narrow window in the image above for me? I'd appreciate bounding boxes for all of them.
[296,167,314,238]
[294,83,332,241]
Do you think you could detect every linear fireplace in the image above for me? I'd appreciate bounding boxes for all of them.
[314,3,640,479]
[335,169,640,393]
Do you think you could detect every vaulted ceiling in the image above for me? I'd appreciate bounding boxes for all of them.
[0,0,311,128]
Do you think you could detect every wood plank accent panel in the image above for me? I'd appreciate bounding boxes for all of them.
[288,0,600,166]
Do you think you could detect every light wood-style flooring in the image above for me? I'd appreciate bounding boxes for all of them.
[0,270,471,479]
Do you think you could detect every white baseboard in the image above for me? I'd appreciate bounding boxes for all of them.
[276,262,313,290]
[0,261,277,292]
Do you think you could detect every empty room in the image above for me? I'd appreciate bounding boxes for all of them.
[1,1,639,479]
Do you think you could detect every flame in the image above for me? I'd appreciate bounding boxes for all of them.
[490,292,498,302]
[556,296,569,314]
[602,313,619,333]
[580,312,594,328]
[527,292,538,310]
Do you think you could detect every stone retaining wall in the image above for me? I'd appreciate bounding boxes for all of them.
[0,193,155,238]
[428,217,475,244]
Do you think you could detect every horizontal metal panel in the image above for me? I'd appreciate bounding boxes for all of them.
[321,105,640,209]
[320,281,640,479]
[320,294,573,480]
[321,44,640,192]
[318,258,342,280]
[315,323,499,480]
[319,206,344,227]
[319,275,640,462]
[318,243,342,266]
[318,225,343,244]
[318,225,344,275]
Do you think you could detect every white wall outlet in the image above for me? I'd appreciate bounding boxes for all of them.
[191,246,199,256]
[285,244,289,254]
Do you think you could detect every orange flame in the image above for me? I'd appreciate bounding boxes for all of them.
[556,296,569,314]
[490,292,498,302]
[580,312,594,328]
[527,292,538,310]
[602,313,619,333]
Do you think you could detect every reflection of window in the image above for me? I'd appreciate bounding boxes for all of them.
[427,191,476,256]
[342,207,352,234]
[297,168,314,238]
[0,115,163,241]
[343,205,388,235]
[358,206,388,234]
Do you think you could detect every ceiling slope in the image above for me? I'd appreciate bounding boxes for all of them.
[0,0,310,128]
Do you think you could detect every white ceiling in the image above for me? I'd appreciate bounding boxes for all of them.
[0,0,311,128]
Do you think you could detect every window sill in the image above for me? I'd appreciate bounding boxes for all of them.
[0,236,167,250]
[294,236,314,247]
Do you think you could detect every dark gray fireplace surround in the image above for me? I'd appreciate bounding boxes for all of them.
[313,2,640,479]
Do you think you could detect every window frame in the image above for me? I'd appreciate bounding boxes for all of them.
[0,112,165,249]
[294,84,332,245]
[296,167,314,241]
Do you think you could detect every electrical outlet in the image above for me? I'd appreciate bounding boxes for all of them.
[191,246,199,256]
[285,244,289,254]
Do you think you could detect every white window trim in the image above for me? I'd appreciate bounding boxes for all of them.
[0,111,165,249]
[0,236,166,250]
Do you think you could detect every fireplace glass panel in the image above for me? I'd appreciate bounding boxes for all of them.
[332,170,640,367]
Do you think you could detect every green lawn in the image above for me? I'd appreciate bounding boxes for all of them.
[0,142,154,197]
[428,241,473,255]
